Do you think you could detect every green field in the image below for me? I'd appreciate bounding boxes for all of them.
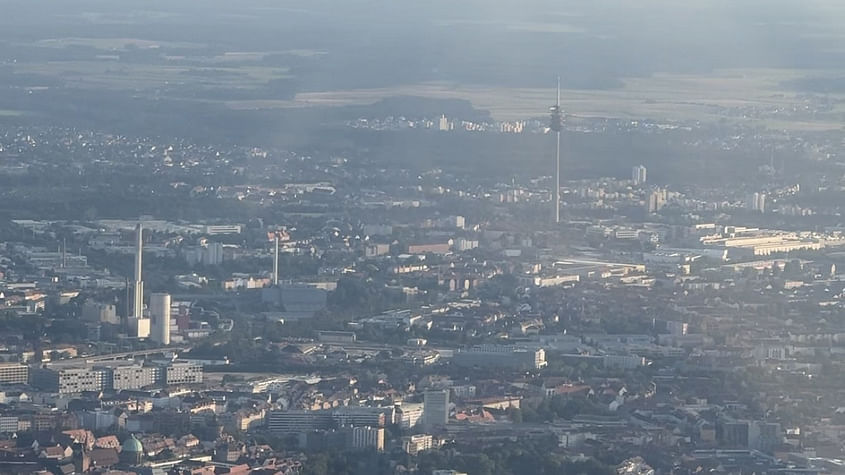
[12,60,291,90]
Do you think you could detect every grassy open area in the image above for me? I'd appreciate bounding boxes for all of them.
[12,60,291,90]
[32,37,206,51]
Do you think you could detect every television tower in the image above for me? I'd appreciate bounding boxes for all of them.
[549,77,563,224]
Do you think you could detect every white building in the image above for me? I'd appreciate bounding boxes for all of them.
[149,293,171,345]
[747,192,767,213]
[632,165,647,185]
[129,316,151,339]
[438,115,450,131]
[31,367,110,394]
[453,238,479,252]
[396,402,424,429]
[402,434,434,455]
[204,225,242,235]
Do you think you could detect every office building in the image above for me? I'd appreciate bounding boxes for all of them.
[149,292,171,345]
[31,366,111,394]
[453,345,546,370]
[31,361,201,394]
[267,410,333,435]
[0,415,18,433]
[111,364,157,390]
[350,426,385,451]
[395,402,424,429]
[163,362,203,385]
[423,390,449,428]
[632,165,647,185]
[204,224,242,235]
[332,406,389,427]
[0,363,28,385]
[402,434,434,455]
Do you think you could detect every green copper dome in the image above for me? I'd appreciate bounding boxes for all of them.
[122,434,143,453]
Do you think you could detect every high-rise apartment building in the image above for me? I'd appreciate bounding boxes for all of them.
[149,293,171,345]
[747,192,767,213]
[646,189,668,213]
[423,390,449,428]
[632,165,647,185]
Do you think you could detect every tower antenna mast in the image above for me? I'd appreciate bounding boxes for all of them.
[550,77,563,224]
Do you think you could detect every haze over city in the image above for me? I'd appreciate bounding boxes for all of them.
[0,1,845,474]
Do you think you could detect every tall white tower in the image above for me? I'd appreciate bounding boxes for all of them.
[549,77,563,224]
[149,293,171,345]
[133,223,144,318]
[273,234,280,286]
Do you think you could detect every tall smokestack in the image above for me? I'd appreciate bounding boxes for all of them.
[133,223,144,318]
[273,234,280,286]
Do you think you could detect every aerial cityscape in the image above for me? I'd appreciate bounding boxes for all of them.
[2,1,845,474]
